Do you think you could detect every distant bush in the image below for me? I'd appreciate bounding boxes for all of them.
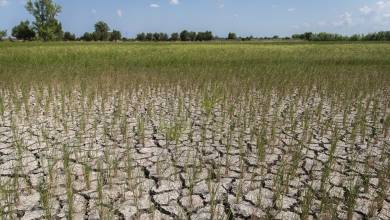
[241,36,253,41]
[0,30,6,41]
[12,21,35,41]
[133,30,213,42]
[362,31,390,41]
[196,31,213,41]
[180,30,190,41]
[110,30,122,41]
[170,32,180,41]
[136,33,146,41]
[63,32,76,41]
[228,32,237,40]
[78,23,124,42]
[152,32,168,41]
[188,31,197,41]
[94,21,110,41]
[292,31,390,41]
[80,32,94,41]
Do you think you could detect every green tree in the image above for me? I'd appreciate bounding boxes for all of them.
[204,31,213,41]
[12,21,36,40]
[153,32,160,41]
[0,30,6,41]
[136,33,146,41]
[292,34,304,40]
[159,33,169,41]
[180,30,190,41]
[189,31,197,41]
[94,21,110,41]
[196,32,205,41]
[196,31,213,41]
[26,0,63,41]
[349,34,361,41]
[364,31,390,41]
[80,32,93,41]
[63,32,76,41]
[145,33,153,41]
[170,32,179,41]
[110,30,122,41]
[303,32,313,41]
[228,32,237,40]
[241,35,253,41]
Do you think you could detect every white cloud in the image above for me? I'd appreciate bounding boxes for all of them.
[150,3,160,8]
[333,12,353,27]
[117,9,123,17]
[303,22,311,28]
[360,6,373,15]
[377,1,388,9]
[0,0,8,7]
[317,21,327,26]
[287,8,296,12]
[362,2,390,16]
[217,0,224,9]
[169,0,179,5]
[291,25,300,29]
[359,1,390,26]
[307,1,390,30]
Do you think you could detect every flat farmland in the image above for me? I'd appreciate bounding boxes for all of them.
[0,42,389,219]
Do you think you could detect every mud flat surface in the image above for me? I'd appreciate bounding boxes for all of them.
[0,87,389,219]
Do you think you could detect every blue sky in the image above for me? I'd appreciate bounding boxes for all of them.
[1,0,390,37]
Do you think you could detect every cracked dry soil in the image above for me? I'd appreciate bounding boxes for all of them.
[0,87,389,220]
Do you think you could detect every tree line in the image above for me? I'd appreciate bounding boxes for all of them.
[292,31,390,41]
[135,31,213,41]
[1,0,390,42]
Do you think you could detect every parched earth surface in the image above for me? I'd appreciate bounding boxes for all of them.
[0,87,389,219]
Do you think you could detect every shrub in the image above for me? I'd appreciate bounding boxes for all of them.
[0,30,7,41]
[228,32,237,40]
[63,32,76,41]
[110,30,122,41]
[12,21,35,41]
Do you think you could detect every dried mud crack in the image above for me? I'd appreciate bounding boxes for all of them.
[0,87,389,220]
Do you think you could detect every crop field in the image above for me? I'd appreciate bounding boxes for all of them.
[0,42,389,220]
